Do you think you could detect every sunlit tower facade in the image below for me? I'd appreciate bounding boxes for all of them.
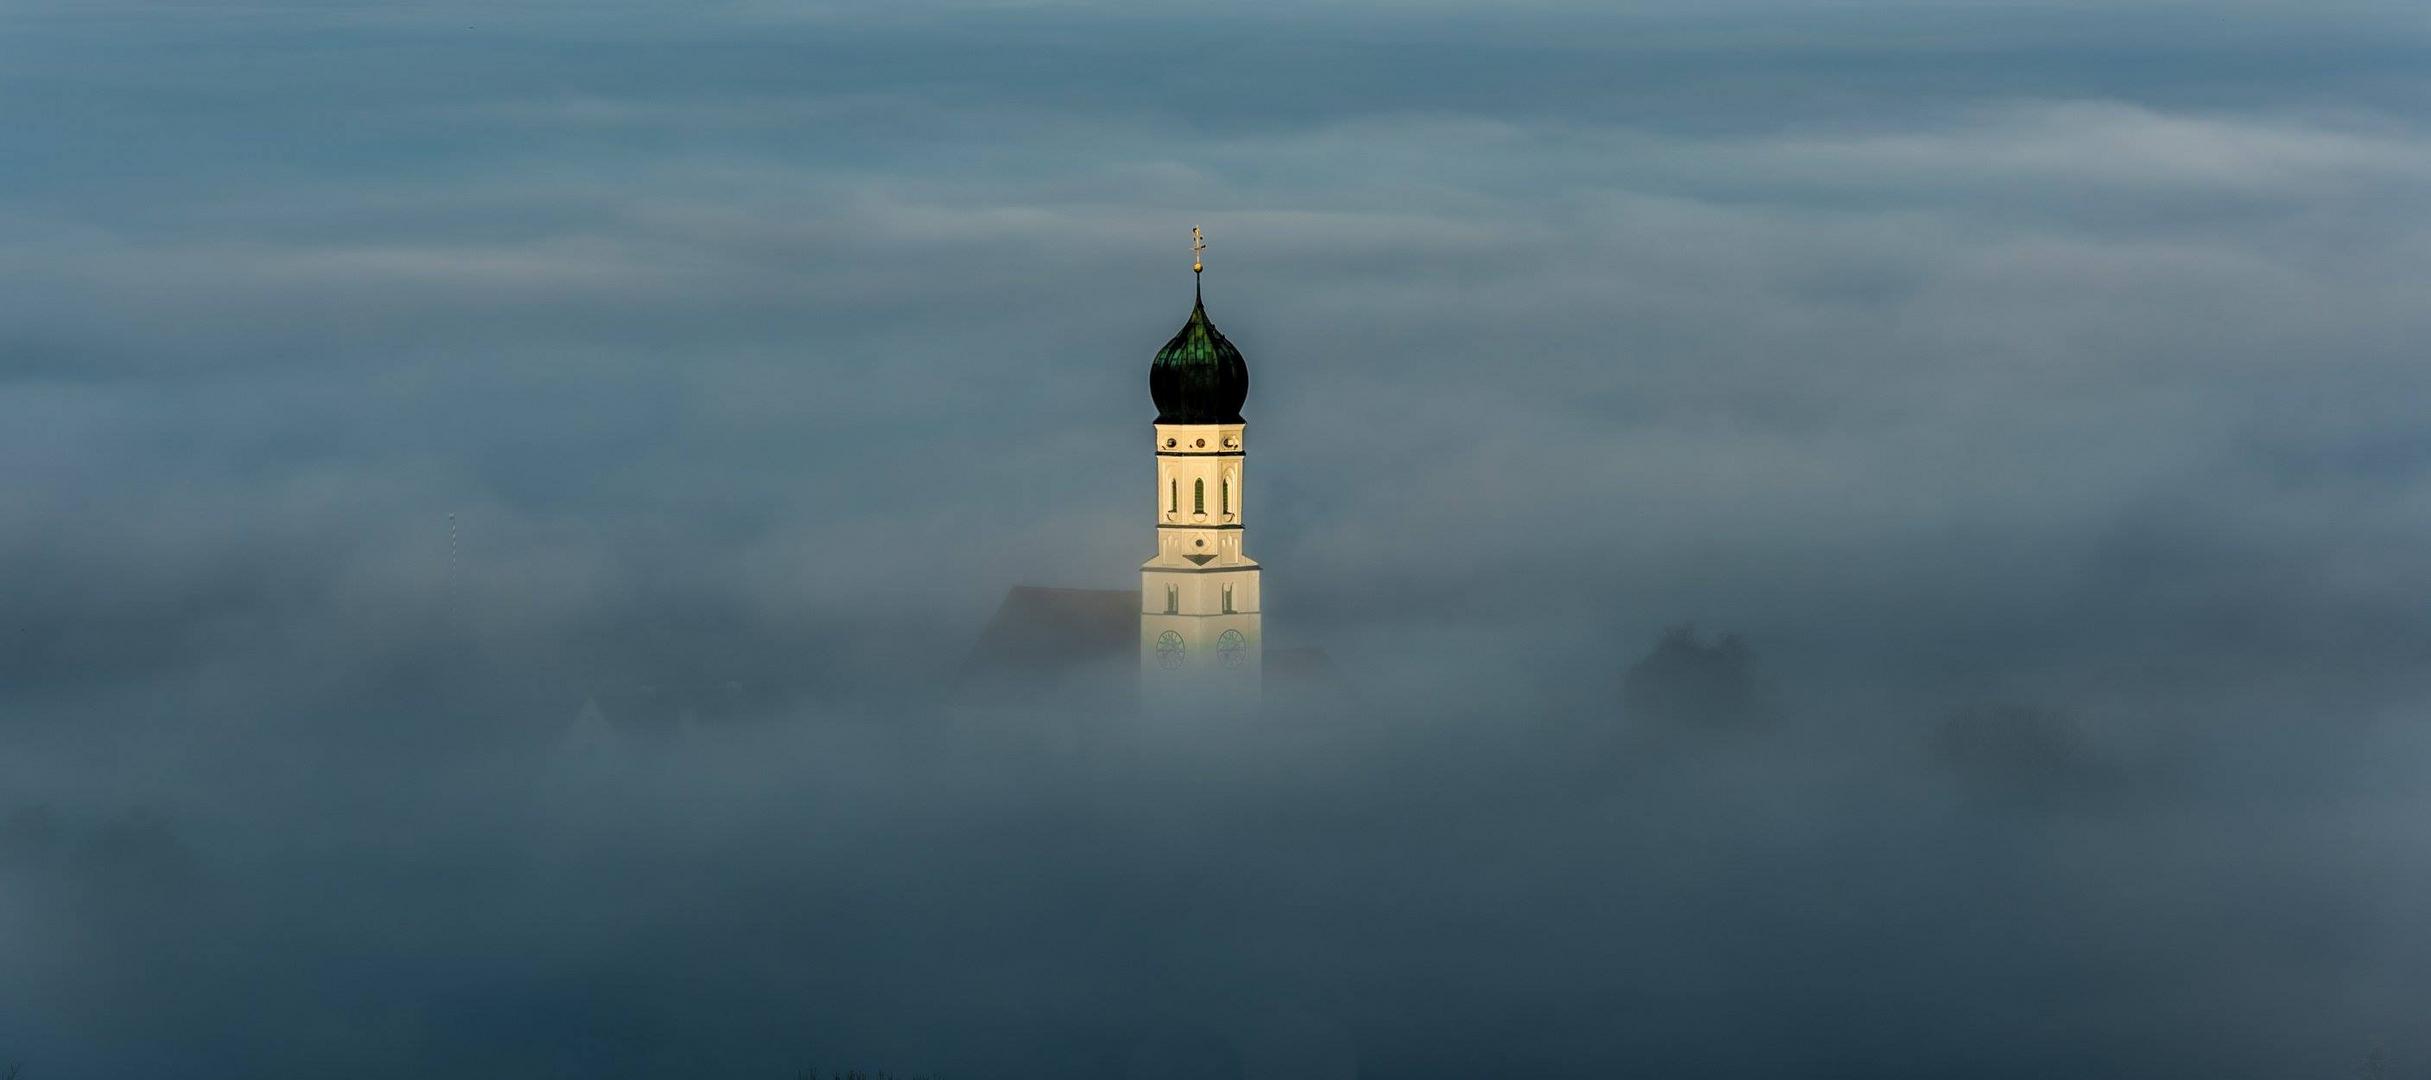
[1141,229,1261,702]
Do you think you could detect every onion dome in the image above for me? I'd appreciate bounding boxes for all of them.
[1150,277,1249,424]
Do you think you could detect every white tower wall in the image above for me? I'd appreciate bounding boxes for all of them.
[1143,422,1261,703]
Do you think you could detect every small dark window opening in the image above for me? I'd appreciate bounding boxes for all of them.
[1165,585,1179,615]
[1193,479,1205,514]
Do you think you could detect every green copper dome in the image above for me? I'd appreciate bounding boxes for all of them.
[1149,280,1249,425]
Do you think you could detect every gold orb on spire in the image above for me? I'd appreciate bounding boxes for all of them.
[1192,225,1205,274]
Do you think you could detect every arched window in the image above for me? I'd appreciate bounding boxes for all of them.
[1221,584,1234,614]
[1221,477,1230,515]
[1193,479,1205,514]
[1165,584,1179,614]
[1168,479,1177,514]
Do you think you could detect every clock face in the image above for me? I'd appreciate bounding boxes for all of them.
[1218,629,1248,669]
[1156,630,1186,668]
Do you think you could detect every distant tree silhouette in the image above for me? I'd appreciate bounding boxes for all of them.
[1930,703,2117,801]
[2358,1040,2390,1080]
[1621,624,1769,730]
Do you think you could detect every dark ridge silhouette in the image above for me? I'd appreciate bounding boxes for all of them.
[956,586,1141,704]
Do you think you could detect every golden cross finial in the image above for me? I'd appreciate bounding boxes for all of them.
[1192,226,1205,274]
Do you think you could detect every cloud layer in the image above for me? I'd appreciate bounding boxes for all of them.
[4,3,2430,1077]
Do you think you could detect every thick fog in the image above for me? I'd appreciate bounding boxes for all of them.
[6,3,2431,1076]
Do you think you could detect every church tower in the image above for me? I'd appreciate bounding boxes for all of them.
[1142,229,1261,701]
